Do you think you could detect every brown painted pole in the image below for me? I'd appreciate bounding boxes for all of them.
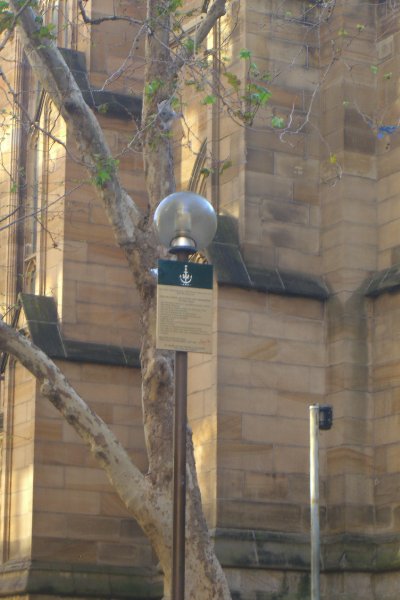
[172,250,190,600]
[172,349,187,600]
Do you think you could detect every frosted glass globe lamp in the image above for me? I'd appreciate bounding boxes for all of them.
[154,191,217,253]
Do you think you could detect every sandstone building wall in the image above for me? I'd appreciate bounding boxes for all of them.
[1,1,400,600]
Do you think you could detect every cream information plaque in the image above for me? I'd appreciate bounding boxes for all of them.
[156,259,213,353]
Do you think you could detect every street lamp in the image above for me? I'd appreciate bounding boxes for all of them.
[154,191,217,256]
[154,191,217,600]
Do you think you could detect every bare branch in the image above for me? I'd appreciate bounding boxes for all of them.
[77,0,144,27]
[100,23,148,90]
[172,0,227,71]
[0,65,72,156]
[8,0,144,250]
[0,182,84,233]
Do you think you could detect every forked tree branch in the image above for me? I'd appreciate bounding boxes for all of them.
[0,316,177,566]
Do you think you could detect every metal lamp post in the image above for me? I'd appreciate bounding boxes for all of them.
[154,192,217,600]
[309,404,333,600]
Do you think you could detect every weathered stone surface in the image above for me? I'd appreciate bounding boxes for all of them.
[0,560,161,598]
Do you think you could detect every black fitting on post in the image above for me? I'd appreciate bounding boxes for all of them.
[318,405,333,430]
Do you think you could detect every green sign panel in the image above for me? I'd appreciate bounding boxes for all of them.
[156,260,214,354]
[157,259,213,289]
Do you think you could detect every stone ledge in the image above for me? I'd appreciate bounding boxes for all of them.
[18,293,140,368]
[212,528,400,572]
[212,529,309,572]
[364,264,400,298]
[208,216,329,301]
[59,48,141,121]
[0,560,161,599]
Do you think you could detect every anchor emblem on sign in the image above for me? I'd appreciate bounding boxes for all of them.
[179,265,192,286]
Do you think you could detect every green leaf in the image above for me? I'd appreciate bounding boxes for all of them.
[183,37,195,53]
[257,88,271,105]
[168,0,183,10]
[245,83,271,106]
[219,160,232,174]
[249,62,260,78]
[223,71,241,90]
[0,2,13,33]
[271,116,285,129]
[329,153,337,165]
[370,65,378,74]
[239,48,251,60]
[157,0,183,15]
[97,103,109,114]
[92,156,119,188]
[170,96,180,109]
[145,79,162,98]
[34,23,57,40]
[356,23,365,32]
[338,28,348,37]
[242,111,254,124]
[202,95,217,105]
[384,72,392,80]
